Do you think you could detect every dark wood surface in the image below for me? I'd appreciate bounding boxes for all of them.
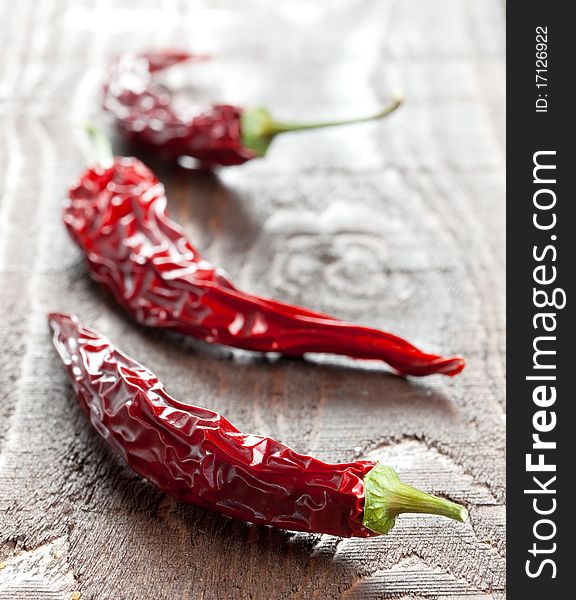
[0,1,505,598]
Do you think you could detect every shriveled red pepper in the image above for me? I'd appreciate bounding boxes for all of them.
[49,312,467,537]
[103,50,403,167]
[64,132,464,377]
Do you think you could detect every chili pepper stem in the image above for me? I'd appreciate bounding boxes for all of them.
[85,123,114,167]
[362,463,468,535]
[269,95,404,135]
[241,94,403,157]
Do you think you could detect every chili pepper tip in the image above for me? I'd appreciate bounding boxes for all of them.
[395,355,465,377]
[48,313,81,338]
[439,356,466,377]
[48,312,71,327]
[362,463,468,535]
[145,50,209,72]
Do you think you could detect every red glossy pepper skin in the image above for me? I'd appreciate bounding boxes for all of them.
[65,157,465,377]
[49,313,376,537]
[103,51,257,167]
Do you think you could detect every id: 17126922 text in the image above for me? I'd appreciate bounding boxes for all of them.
[535,26,548,112]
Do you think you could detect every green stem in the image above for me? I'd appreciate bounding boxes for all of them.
[362,463,468,535]
[241,94,403,157]
[268,95,404,135]
[85,123,113,167]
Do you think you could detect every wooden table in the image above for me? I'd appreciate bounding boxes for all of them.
[0,1,505,598]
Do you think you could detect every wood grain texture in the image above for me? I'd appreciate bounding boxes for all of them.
[0,0,505,598]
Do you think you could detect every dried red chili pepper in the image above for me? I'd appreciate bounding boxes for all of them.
[49,312,468,537]
[65,132,465,377]
[103,50,403,167]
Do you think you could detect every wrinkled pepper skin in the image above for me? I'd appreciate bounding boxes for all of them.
[65,157,465,377]
[65,157,464,377]
[49,313,376,537]
[103,51,403,168]
[103,51,257,167]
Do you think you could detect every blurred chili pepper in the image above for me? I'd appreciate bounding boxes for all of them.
[50,312,468,537]
[103,50,403,167]
[64,129,464,377]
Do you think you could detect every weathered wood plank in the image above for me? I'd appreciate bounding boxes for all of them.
[0,0,505,598]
